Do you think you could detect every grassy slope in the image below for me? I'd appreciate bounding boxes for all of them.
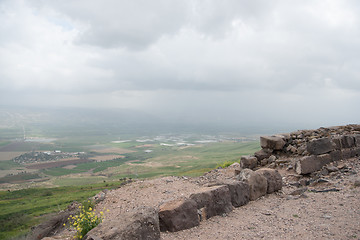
[0,181,124,240]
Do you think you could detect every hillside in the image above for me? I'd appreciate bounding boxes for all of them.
[33,124,360,240]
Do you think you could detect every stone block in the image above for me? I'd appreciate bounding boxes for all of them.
[240,156,258,170]
[159,198,199,232]
[341,148,352,159]
[341,135,355,148]
[254,149,272,161]
[354,134,360,147]
[330,150,342,162]
[212,180,250,208]
[331,136,342,150]
[237,169,267,201]
[295,154,331,175]
[255,168,282,193]
[189,185,233,220]
[84,207,160,240]
[260,136,286,150]
[306,138,335,155]
[351,147,360,157]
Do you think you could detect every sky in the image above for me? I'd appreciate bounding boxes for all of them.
[0,0,359,130]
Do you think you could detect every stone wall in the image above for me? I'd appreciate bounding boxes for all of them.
[243,124,360,175]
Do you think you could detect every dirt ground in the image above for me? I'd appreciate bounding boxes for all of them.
[50,157,360,240]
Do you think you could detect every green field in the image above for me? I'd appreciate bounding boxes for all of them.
[0,181,125,240]
[0,125,261,239]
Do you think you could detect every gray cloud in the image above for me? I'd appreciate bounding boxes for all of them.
[0,0,359,129]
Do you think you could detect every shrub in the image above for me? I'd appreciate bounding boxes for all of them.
[216,160,238,169]
[66,201,104,240]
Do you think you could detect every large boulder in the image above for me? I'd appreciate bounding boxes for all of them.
[306,138,335,155]
[260,136,286,150]
[240,156,258,170]
[189,185,233,220]
[27,202,80,240]
[84,207,160,240]
[237,169,267,201]
[295,154,331,175]
[159,198,199,232]
[255,168,282,193]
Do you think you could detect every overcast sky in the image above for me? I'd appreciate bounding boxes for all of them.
[0,0,359,130]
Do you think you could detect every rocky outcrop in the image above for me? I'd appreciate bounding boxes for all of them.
[84,206,160,240]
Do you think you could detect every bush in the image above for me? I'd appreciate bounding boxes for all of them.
[66,201,104,240]
[216,160,238,169]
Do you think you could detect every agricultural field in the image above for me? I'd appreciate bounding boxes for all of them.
[0,133,260,189]
[0,124,261,240]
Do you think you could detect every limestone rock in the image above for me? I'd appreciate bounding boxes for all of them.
[159,198,199,232]
[190,185,233,220]
[84,206,160,240]
[240,156,258,170]
[255,168,282,193]
[306,138,335,155]
[237,169,267,201]
[260,136,286,150]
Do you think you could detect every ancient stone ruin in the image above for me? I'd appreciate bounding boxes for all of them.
[243,124,360,175]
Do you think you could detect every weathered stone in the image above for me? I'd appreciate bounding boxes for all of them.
[306,138,334,155]
[237,169,267,201]
[84,207,160,240]
[260,136,286,150]
[28,202,80,240]
[254,149,272,161]
[267,155,276,163]
[326,165,339,172]
[295,154,331,175]
[286,145,297,154]
[341,148,352,159]
[213,180,250,207]
[330,150,342,162]
[255,168,282,193]
[189,185,233,220]
[341,135,355,148]
[351,147,360,157]
[331,136,342,150]
[260,159,268,166]
[159,198,199,232]
[240,156,258,170]
[354,134,360,147]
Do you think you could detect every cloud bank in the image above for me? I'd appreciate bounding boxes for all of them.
[0,0,359,130]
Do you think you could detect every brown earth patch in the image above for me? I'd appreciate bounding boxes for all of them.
[26,158,92,170]
[0,151,27,161]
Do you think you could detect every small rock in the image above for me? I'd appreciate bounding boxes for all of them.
[326,165,339,172]
[353,179,360,187]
